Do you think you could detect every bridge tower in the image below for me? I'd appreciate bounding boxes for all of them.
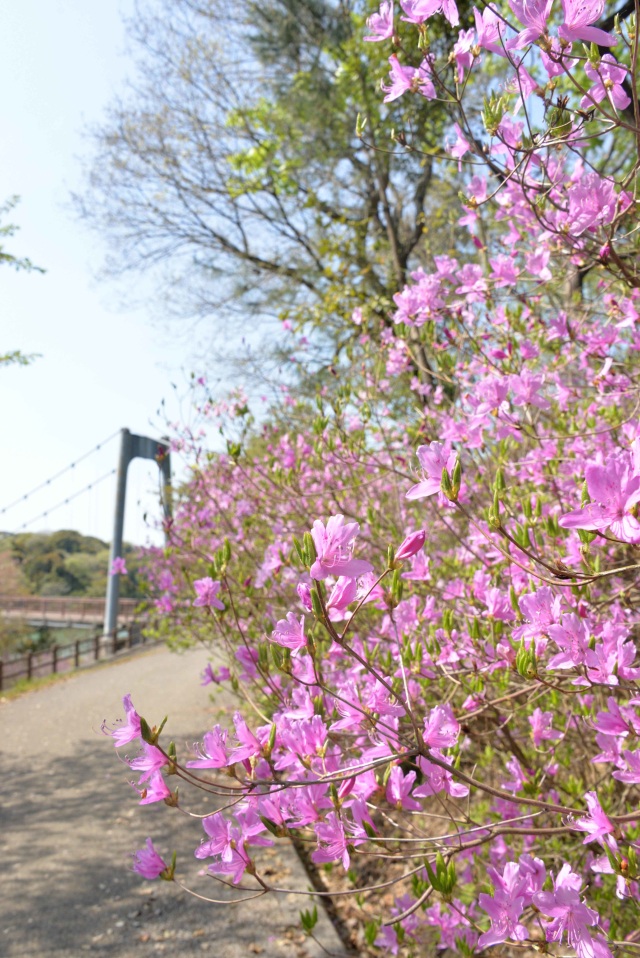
[103,429,172,641]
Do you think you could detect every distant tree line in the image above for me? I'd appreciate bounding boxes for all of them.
[0,529,141,598]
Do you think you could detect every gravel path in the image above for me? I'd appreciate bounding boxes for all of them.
[0,645,347,957]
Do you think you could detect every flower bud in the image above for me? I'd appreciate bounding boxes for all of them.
[396,529,426,561]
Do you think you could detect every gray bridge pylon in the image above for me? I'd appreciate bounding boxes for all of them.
[103,429,172,641]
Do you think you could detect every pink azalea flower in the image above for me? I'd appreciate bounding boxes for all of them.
[529,708,561,747]
[441,0,459,25]
[137,769,171,805]
[490,254,520,287]
[210,846,252,885]
[448,123,472,170]
[129,742,169,783]
[533,864,613,958]
[312,812,352,870]
[193,577,225,610]
[513,587,562,644]
[525,247,552,281]
[326,576,359,618]
[566,173,632,236]
[386,766,423,811]
[110,556,128,576]
[593,696,640,737]
[381,55,436,103]
[612,749,640,784]
[507,0,553,49]
[401,548,430,581]
[406,441,458,500]
[473,4,508,55]
[455,263,487,301]
[104,693,141,747]
[478,862,530,948]
[270,612,307,652]
[559,0,616,46]
[195,813,236,862]
[509,369,550,409]
[573,791,615,847]
[297,581,313,611]
[582,55,631,113]
[200,663,230,686]
[401,0,457,23]
[423,703,460,748]
[547,613,590,669]
[186,725,228,769]
[400,0,442,22]
[132,838,169,880]
[364,0,395,41]
[226,712,268,764]
[453,28,475,81]
[414,752,469,798]
[559,450,640,543]
[310,514,373,580]
[503,756,527,793]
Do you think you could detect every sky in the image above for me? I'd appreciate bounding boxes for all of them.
[0,1,199,547]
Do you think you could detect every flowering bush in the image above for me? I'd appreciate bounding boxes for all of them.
[106,1,640,954]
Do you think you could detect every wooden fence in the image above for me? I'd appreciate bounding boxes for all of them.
[0,626,155,692]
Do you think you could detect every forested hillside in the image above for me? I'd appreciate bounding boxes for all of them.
[0,530,140,598]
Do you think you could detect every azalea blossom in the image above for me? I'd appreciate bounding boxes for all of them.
[423,703,460,748]
[381,55,436,102]
[573,791,615,848]
[310,514,373,580]
[478,862,530,948]
[559,450,640,543]
[193,577,225,610]
[533,864,613,958]
[270,611,308,652]
[364,1,395,41]
[132,838,169,880]
[386,766,423,811]
[312,812,352,869]
[529,708,561,747]
[507,0,553,49]
[110,556,128,576]
[582,56,631,113]
[104,693,141,747]
[186,725,228,769]
[559,0,616,46]
[406,442,458,500]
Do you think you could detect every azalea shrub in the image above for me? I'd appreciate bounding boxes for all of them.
[106,1,640,955]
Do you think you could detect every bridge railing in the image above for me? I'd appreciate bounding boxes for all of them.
[0,625,156,692]
[0,595,138,623]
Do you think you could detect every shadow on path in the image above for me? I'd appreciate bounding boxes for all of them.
[0,646,345,958]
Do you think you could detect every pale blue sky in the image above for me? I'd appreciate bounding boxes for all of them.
[0,1,198,545]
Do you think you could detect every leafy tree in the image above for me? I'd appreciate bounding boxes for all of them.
[76,0,469,379]
[0,196,44,275]
[0,195,43,368]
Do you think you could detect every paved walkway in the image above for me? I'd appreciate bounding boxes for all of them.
[0,645,346,957]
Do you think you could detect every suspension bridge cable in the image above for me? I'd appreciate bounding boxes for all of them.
[16,468,117,531]
[0,430,121,517]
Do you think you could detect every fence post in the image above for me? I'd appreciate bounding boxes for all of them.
[52,645,58,674]
[27,651,33,681]
[75,640,80,668]
[0,660,3,692]
[94,634,100,661]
